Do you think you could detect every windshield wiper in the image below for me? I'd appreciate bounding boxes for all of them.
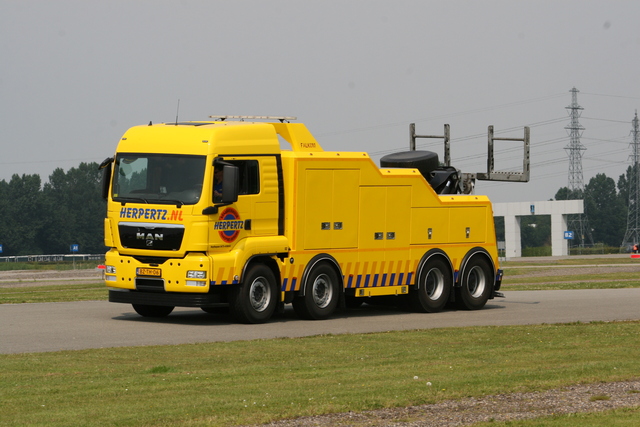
[117,197,150,205]
[116,196,184,208]
[147,197,185,208]
[161,199,185,208]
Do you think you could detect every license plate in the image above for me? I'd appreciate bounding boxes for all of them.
[137,268,161,277]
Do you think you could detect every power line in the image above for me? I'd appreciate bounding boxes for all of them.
[581,92,640,101]
[368,117,567,157]
[317,93,567,138]
[0,157,100,166]
[582,136,629,144]
[582,116,632,124]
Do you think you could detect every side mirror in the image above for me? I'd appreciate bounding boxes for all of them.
[98,157,113,200]
[203,163,239,215]
[221,164,239,204]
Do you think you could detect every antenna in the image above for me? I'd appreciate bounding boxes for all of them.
[175,99,180,126]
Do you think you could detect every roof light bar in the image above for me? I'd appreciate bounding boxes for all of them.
[209,115,297,123]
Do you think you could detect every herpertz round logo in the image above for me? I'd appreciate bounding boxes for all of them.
[214,207,243,243]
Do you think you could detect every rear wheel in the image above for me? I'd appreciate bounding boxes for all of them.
[456,255,493,310]
[132,304,174,317]
[410,256,451,313]
[229,264,278,324]
[293,263,340,320]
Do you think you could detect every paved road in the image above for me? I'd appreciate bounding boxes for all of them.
[1,288,639,354]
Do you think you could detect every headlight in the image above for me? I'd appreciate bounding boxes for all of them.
[106,265,116,274]
[186,280,207,287]
[186,270,206,279]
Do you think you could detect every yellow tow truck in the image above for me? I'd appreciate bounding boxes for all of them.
[100,116,529,323]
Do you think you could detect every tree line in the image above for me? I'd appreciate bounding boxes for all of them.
[0,161,636,257]
[0,162,106,256]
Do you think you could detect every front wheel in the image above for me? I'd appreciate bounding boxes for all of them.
[132,304,174,317]
[229,264,278,324]
[292,263,340,320]
[410,256,452,313]
[456,255,494,310]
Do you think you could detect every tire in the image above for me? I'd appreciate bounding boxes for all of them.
[292,263,340,320]
[229,264,278,324]
[132,304,174,317]
[410,256,452,313]
[456,255,494,310]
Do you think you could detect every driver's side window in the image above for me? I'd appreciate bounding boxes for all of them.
[213,160,259,202]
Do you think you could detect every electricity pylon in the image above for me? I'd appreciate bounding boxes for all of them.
[621,111,640,250]
[564,87,593,249]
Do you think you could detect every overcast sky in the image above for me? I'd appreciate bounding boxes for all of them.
[2,0,640,203]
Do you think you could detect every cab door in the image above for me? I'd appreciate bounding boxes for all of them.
[209,156,280,249]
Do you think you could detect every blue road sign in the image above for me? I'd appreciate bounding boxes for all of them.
[70,244,79,253]
[0,244,3,254]
[564,231,574,240]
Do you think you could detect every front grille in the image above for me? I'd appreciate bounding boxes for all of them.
[119,222,185,251]
[136,278,165,292]
[133,256,170,264]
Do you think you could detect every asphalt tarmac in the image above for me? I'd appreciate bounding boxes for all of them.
[1,288,639,354]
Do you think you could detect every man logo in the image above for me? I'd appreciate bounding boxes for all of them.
[137,232,163,248]
[137,232,164,241]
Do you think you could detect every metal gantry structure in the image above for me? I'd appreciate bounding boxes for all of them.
[564,87,593,248]
[621,111,640,250]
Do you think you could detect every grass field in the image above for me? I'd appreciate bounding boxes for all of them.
[0,283,105,304]
[501,257,638,267]
[1,321,639,426]
[500,257,640,291]
[473,407,640,427]
[1,258,639,425]
[0,261,101,271]
[501,281,640,291]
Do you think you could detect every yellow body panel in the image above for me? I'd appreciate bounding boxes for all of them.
[104,119,499,304]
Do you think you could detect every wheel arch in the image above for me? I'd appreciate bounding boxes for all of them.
[299,253,344,297]
[415,249,453,290]
[456,247,496,288]
[241,255,281,287]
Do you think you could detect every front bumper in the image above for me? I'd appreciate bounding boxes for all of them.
[108,288,226,307]
[104,250,211,293]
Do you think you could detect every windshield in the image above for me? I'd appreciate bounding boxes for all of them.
[113,153,206,205]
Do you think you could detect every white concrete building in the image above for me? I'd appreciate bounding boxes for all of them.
[493,200,584,259]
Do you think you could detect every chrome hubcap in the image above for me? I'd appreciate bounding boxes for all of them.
[249,277,271,312]
[312,274,333,308]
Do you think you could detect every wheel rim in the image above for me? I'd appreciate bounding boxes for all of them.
[425,268,444,300]
[466,266,486,298]
[249,276,271,312]
[312,274,333,308]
